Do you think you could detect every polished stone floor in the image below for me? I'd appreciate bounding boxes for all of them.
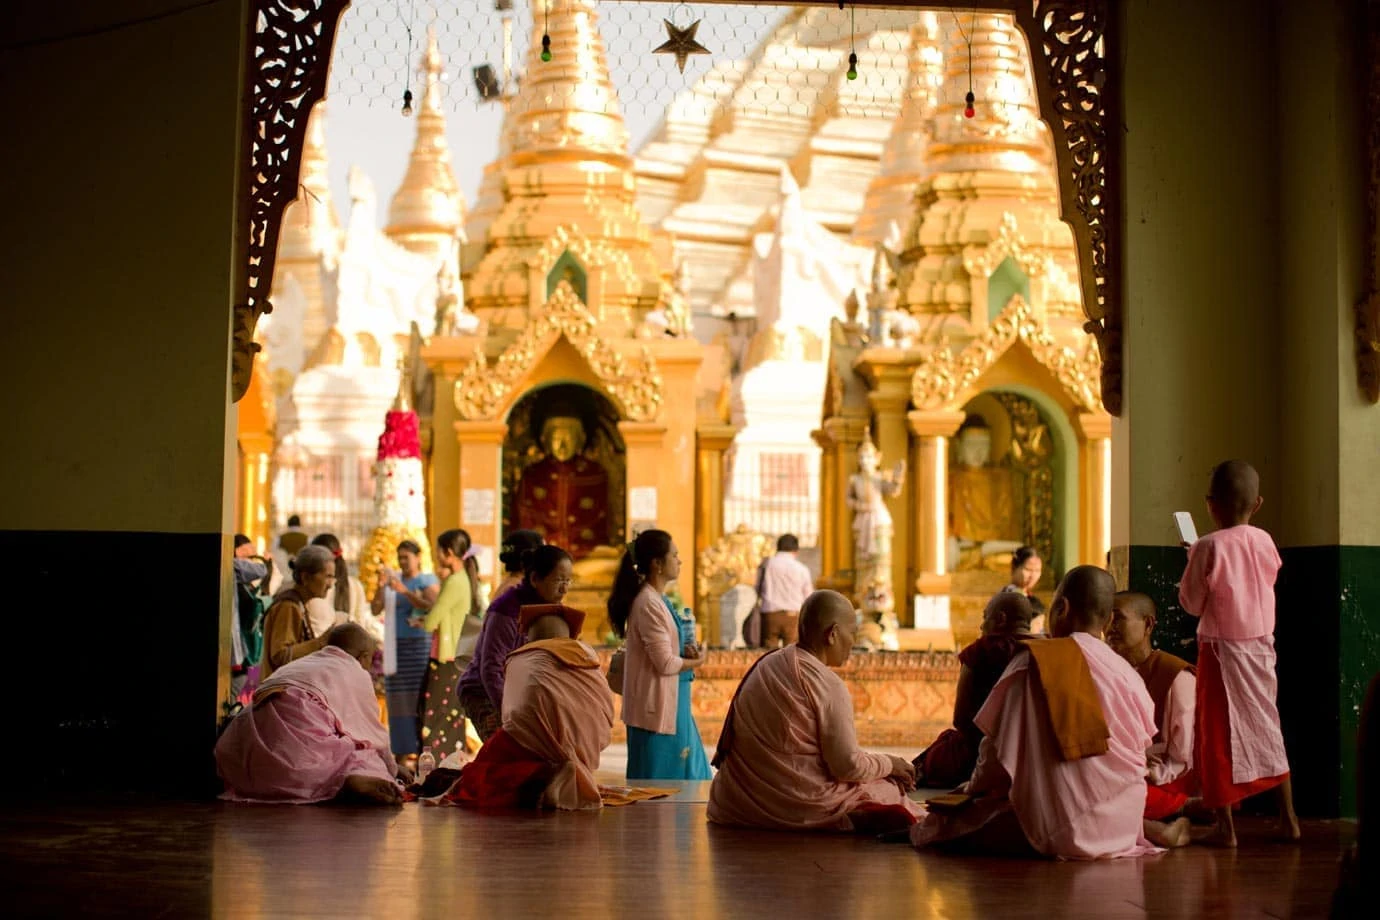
[0,787,1352,919]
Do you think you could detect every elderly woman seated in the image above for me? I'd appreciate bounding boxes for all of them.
[215,624,410,805]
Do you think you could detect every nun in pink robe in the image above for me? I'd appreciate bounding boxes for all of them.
[216,641,400,804]
[707,643,922,832]
[911,632,1162,860]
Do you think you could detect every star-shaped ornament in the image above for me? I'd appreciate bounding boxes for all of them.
[653,18,710,73]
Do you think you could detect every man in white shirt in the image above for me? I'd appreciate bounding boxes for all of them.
[758,534,815,648]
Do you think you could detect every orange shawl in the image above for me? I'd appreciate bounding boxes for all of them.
[1022,637,1110,761]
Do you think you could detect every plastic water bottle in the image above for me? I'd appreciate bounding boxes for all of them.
[417,749,435,783]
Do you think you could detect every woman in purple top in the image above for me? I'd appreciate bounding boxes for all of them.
[456,543,573,741]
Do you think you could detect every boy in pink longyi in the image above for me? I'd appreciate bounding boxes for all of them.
[1179,460,1300,846]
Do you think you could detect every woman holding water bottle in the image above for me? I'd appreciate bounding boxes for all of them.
[607,529,712,781]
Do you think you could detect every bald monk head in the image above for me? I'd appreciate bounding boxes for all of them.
[328,622,378,671]
[797,590,859,667]
[1048,565,1116,639]
[1106,591,1157,665]
[982,592,1034,638]
[526,614,573,642]
[1207,459,1263,527]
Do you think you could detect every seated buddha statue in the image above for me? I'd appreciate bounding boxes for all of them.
[947,416,1023,571]
[516,416,610,560]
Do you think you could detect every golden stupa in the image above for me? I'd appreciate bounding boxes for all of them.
[422,0,717,641]
[818,13,1111,648]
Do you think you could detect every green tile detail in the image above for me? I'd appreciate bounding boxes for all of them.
[1122,544,1198,662]
[1338,545,1380,817]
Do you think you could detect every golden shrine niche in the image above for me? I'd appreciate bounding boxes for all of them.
[501,383,627,556]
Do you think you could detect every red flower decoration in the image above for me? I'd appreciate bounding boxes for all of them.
[377,411,421,460]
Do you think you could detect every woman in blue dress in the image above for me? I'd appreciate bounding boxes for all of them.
[373,539,439,760]
[608,529,712,781]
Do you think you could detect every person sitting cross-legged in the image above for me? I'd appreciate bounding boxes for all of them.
[1106,591,1199,821]
[215,623,409,805]
[707,589,922,833]
[448,604,614,811]
[910,566,1191,858]
[914,592,1036,788]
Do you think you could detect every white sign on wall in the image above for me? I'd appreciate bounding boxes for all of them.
[462,488,496,525]
[629,486,658,521]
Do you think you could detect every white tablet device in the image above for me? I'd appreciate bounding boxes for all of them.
[1173,511,1198,545]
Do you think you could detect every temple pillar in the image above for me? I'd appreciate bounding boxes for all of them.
[1118,0,1373,817]
[864,366,915,623]
[820,416,868,593]
[694,423,735,558]
[452,420,508,560]
[811,426,837,582]
[907,411,967,597]
[1076,413,1112,568]
[237,434,274,552]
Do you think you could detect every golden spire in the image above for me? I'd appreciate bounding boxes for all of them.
[926,12,1048,177]
[504,0,629,161]
[853,14,944,245]
[278,99,340,264]
[386,28,465,256]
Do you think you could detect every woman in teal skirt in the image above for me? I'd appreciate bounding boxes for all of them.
[608,529,712,781]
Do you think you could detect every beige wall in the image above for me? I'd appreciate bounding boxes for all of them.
[0,0,244,536]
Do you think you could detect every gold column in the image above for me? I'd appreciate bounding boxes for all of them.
[908,410,967,595]
[694,424,736,558]
[811,427,837,581]
[1077,412,1113,567]
[237,434,274,551]
[695,422,736,645]
[866,368,915,621]
[821,416,868,593]
[453,420,508,566]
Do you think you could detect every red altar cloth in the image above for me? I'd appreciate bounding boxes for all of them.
[516,456,609,559]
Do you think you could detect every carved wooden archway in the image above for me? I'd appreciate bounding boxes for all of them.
[232,0,1124,409]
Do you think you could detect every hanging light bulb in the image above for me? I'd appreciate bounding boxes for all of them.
[401,89,414,116]
[964,90,975,119]
[846,51,858,81]
[540,33,552,62]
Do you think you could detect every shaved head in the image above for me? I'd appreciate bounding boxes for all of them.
[799,590,855,644]
[526,615,572,641]
[1052,566,1116,635]
[983,592,1034,636]
[1209,460,1260,517]
[1112,591,1156,623]
[327,622,377,660]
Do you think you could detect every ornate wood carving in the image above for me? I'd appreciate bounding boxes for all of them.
[453,280,664,421]
[1015,0,1122,415]
[232,0,352,402]
[911,295,1103,413]
[1358,0,1380,402]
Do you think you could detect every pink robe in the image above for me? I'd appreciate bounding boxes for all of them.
[1179,525,1290,798]
[912,634,1161,859]
[707,646,923,832]
[500,639,615,810]
[216,646,397,804]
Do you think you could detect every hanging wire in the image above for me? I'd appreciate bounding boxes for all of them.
[953,8,975,117]
[541,0,552,61]
[399,0,416,115]
[846,5,857,80]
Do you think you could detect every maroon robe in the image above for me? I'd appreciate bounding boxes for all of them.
[516,455,609,559]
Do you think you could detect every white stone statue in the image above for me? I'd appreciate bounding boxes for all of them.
[847,432,906,640]
[718,582,757,651]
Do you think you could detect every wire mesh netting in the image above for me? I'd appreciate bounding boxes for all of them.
[330,1,927,126]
